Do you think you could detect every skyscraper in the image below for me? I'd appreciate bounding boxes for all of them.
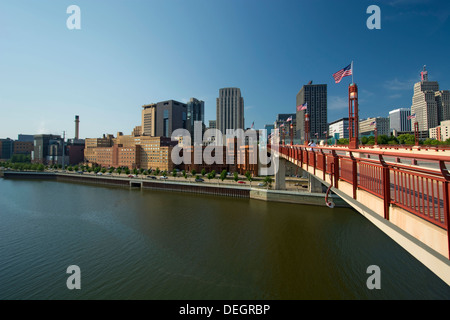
[155,100,187,138]
[186,98,205,139]
[142,103,157,136]
[389,108,411,133]
[216,88,244,133]
[410,66,450,138]
[296,83,327,142]
[141,100,188,138]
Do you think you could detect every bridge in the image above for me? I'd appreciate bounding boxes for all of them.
[268,143,450,286]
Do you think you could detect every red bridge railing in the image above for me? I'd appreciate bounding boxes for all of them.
[268,144,450,258]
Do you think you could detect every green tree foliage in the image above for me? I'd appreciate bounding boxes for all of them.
[263,176,273,189]
[220,170,227,182]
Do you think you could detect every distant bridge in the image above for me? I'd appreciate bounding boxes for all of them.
[268,143,450,286]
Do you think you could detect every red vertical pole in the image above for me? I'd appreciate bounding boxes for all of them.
[379,155,391,220]
[349,84,359,149]
[305,113,310,145]
[332,150,339,188]
[414,122,420,146]
[438,161,450,259]
[350,152,357,199]
[290,124,294,146]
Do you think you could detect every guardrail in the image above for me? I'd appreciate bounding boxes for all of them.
[269,144,450,259]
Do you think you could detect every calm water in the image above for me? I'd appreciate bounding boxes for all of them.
[0,178,449,300]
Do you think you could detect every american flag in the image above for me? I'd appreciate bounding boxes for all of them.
[296,103,307,112]
[370,121,376,126]
[407,114,416,120]
[332,63,353,84]
[279,123,284,128]
[323,131,328,134]
[251,121,254,129]
[286,116,292,122]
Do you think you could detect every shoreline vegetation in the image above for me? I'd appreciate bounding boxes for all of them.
[0,161,308,191]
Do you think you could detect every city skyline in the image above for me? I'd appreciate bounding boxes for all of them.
[1,0,450,139]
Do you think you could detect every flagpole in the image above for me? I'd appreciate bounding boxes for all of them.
[351,60,354,84]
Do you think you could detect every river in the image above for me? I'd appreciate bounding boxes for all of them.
[0,178,449,299]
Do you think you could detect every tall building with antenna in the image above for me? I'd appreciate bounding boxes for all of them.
[411,66,450,138]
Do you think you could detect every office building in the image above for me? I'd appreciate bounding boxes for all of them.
[274,114,296,144]
[32,134,62,164]
[13,141,34,156]
[296,83,327,142]
[410,66,450,138]
[150,100,188,138]
[429,120,450,141]
[186,98,205,140]
[208,120,217,130]
[389,108,411,133]
[142,104,157,136]
[0,138,13,160]
[359,117,390,137]
[216,88,244,133]
[18,134,34,142]
[328,118,349,140]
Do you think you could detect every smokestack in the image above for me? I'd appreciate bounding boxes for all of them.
[75,115,80,140]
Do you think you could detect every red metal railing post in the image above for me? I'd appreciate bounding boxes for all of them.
[321,150,326,181]
[332,150,339,188]
[313,149,316,176]
[439,161,450,259]
[350,151,357,200]
[379,155,391,220]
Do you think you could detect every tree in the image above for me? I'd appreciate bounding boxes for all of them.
[220,170,227,183]
[101,167,107,174]
[361,136,369,145]
[172,169,177,178]
[37,164,45,172]
[125,168,130,175]
[182,170,187,179]
[155,168,160,176]
[207,170,216,182]
[398,134,415,145]
[191,169,196,177]
[201,168,207,177]
[234,172,239,183]
[337,138,349,145]
[133,168,138,175]
[245,171,253,186]
[68,166,73,171]
[117,168,122,175]
[263,176,273,189]
[378,135,389,145]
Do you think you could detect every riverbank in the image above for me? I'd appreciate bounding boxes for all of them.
[0,170,349,208]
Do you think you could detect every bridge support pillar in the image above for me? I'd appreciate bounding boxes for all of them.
[274,157,286,190]
[308,173,323,193]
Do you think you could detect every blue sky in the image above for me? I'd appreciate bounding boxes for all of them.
[1,0,449,139]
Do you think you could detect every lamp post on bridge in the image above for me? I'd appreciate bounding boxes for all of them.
[348,84,359,149]
[414,122,419,146]
[304,113,310,145]
[290,123,294,146]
